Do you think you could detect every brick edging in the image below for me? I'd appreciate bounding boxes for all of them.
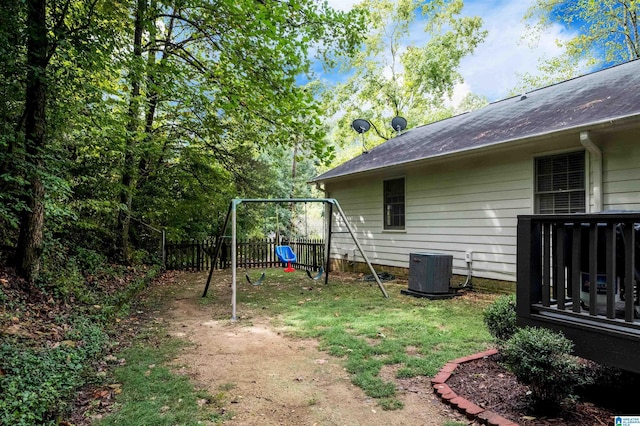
[431,349,520,426]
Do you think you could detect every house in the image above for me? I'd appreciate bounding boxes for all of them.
[312,59,640,292]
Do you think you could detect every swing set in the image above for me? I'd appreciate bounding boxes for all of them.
[202,198,388,320]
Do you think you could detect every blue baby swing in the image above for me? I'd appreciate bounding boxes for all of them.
[275,245,297,272]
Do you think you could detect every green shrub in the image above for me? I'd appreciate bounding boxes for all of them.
[501,327,591,408]
[483,294,517,345]
[38,240,90,303]
[73,247,108,275]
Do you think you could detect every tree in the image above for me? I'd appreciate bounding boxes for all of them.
[5,0,127,282]
[0,1,27,245]
[13,0,48,282]
[110,0,365,253]
[3,0,366,281]
[517,0,640,92]
[322,0,487,155]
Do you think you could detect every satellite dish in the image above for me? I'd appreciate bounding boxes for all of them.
[391,116,407,132]
[352,119,371,134]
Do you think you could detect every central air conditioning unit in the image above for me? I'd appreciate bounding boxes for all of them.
[401,252,456,299]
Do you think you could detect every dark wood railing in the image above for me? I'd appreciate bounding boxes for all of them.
[166,238,324,272]
[517,212,640,373]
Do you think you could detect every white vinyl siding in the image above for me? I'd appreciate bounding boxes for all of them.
[327,153,532,282]
[602,130,640,211]
[325,128,640,284]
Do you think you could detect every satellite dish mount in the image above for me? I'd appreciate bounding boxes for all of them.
[391,116,407,136]
[351,119,371,154]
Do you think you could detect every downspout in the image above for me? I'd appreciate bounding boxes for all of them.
[580,131,602,212]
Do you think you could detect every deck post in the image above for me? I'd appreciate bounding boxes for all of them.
[517,216,541,319]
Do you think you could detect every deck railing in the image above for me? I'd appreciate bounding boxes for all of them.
[517,212,640,373]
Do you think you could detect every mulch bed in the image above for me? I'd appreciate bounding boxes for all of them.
[446,353,627,425]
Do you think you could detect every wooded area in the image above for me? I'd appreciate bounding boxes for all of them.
[3,0,638,290]
[0,0,365,287]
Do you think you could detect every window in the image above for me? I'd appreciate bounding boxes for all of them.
[535,151,585,214]
[384,177,405,229]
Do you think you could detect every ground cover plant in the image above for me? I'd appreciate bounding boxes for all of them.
[218,269,495,410]
[0,263,161,425]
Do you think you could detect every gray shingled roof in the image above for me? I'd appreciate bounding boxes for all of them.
[313,59,640,183]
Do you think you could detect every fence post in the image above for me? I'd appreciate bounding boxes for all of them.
[162,230,166,270]
[197,241,201,271]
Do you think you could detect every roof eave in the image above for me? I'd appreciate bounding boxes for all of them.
[310,112,640,185]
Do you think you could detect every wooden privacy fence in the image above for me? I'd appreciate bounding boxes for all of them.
[166,238,324,272]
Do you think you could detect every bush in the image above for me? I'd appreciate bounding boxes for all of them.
[73,247,108,275]
[501,327,591,409]
[483,294,517,345]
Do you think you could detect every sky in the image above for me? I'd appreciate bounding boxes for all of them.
[323,0,578,103]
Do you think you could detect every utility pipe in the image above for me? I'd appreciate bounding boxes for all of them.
[580,131,602,212]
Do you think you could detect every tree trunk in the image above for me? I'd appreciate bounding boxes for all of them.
[117,0,146,263]
[15,0,48,283]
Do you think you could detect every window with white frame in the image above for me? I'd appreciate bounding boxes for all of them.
[383,177,405,229]
[535,151,586,214]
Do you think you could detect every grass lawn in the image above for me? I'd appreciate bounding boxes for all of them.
[216,268,497,409]
[96,268,499,424]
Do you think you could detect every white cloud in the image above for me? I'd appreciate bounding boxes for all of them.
[449,81,472,107]
[459,0,576,101]
[326,0,360,11]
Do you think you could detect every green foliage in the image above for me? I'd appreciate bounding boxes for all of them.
[38,243,89,303]
[0,319,107,425]
[322,0,488,163]
[74,247,109,275]
[517,0,640,92]
[0,262,161,424]
[501,327,591,408]
[483,294,517,345]
[352,373,396,398]
[378,397,404,411]
[2,0,366,281]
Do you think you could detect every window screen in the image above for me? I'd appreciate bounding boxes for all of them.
[535,151,585,214]
[384,178,405,229]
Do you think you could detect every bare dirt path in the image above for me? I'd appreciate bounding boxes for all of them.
[161,271,469,426]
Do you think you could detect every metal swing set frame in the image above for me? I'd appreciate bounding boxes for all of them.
[202,198,389,320]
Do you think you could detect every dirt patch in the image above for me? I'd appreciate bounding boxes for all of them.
[162,271,470,425]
